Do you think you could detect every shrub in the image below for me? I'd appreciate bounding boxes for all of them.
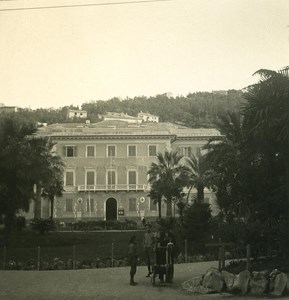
[16,216,26,231]
[180,203,212,253]
[123,219,137,230]
[156,217,176,231]
[30,218,56,234]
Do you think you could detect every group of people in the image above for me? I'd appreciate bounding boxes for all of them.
[127,222,176,286]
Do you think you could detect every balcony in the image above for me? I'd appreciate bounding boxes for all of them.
[78,184,149,192]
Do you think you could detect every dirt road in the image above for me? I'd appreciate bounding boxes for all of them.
[0,261,262,300]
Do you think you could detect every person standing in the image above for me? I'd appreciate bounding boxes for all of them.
[128,235,138,286]
[143,223,155,277]
[163,229,176,281]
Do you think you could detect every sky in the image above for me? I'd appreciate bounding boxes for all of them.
[0,0,289,109]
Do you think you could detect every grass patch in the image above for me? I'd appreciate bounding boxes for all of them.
[0,230,146,263]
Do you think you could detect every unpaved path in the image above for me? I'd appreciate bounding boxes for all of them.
[0,261,263,300]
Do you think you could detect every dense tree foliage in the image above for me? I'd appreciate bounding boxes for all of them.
[203,67,289,257]
[0,114,64,234]
[0,114,36,232]
[181,202,212,253]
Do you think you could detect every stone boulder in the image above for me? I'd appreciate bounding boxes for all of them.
[221,271,236,292]
[269,269,280,292]
[202,268,224,293]
[232,270,251,295]
[271,272,288,296]
[182,276,215,294]
[286,274,289,294]
[250,271,269,296]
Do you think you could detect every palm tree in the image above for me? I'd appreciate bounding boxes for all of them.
[0,114,37,234]
[203,112,246,219]
[185,152,212,204]
[26,136,64,219]
[41,157,64,220]
[148,185,162,218]
[147,150,187,217]
[243,67,289,204]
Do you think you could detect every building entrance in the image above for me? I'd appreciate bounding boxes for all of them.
[106,198,117,220]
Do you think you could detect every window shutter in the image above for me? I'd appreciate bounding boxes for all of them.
[74,146,77,157]
[63,146,67,157]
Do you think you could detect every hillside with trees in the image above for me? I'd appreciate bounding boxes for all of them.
[8,90,244,128]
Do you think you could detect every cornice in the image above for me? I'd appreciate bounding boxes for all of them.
[51,134,175,141]
[172,135,221,141]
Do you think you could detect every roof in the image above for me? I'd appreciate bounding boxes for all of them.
[68,109,87,113]
[36,120,221,140]
[103,112,142,120]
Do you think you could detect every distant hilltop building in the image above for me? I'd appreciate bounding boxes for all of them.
[137,112,159,123]
[67,109,87,119]
[0,104,18,113]
[23,115,221,222]
[102,112,142,124]
[103,112,159,124]
[212,90,228,96]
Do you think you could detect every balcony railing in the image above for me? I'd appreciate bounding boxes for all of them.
[77,184,149,192]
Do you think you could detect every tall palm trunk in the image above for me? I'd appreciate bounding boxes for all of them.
[157,198,162,218]
[284,158,289,208]
[197,184,204,203]
[186,186,193,204]
[166,198,173,217]
[34,183,42,219]
[50,196,54,220]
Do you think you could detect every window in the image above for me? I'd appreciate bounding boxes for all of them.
[107,145,116,157]
[65,146,76,157]
[66,199,73,212]
[128,145,136,157]
[148,145,157,157]
[107,170,116,185]
[87,145,95,157]
[128,170,137,187]
[65,171,74,186]
[150,197,157,211]
[86,198,95,212]
[129,198,136,211]
[179,147,192,157]
[86,171,95,185]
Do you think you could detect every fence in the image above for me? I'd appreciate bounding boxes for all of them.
[1,240,253,271]
[1,243,119,271]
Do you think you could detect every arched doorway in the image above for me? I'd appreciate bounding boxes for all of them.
[106,198,117,220]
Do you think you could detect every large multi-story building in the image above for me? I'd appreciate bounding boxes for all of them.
[26,115,220,222]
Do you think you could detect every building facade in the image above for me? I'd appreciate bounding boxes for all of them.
[30,117,220,222]
[0,105,18,113]
[67,109,88,119]
[103,112,142,124]
[137,112,159,123]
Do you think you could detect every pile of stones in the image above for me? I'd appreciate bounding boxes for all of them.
[182,267,289,297]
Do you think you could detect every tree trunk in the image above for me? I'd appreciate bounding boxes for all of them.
[284,158,289,210]
[50,196,54,220]
[157,197,162,218]
[197,184,204,203]
[34,184,42,219]
[166,198,173,217]
[186,186,193,204]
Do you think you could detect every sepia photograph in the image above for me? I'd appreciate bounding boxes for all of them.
[0,0,289,299]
